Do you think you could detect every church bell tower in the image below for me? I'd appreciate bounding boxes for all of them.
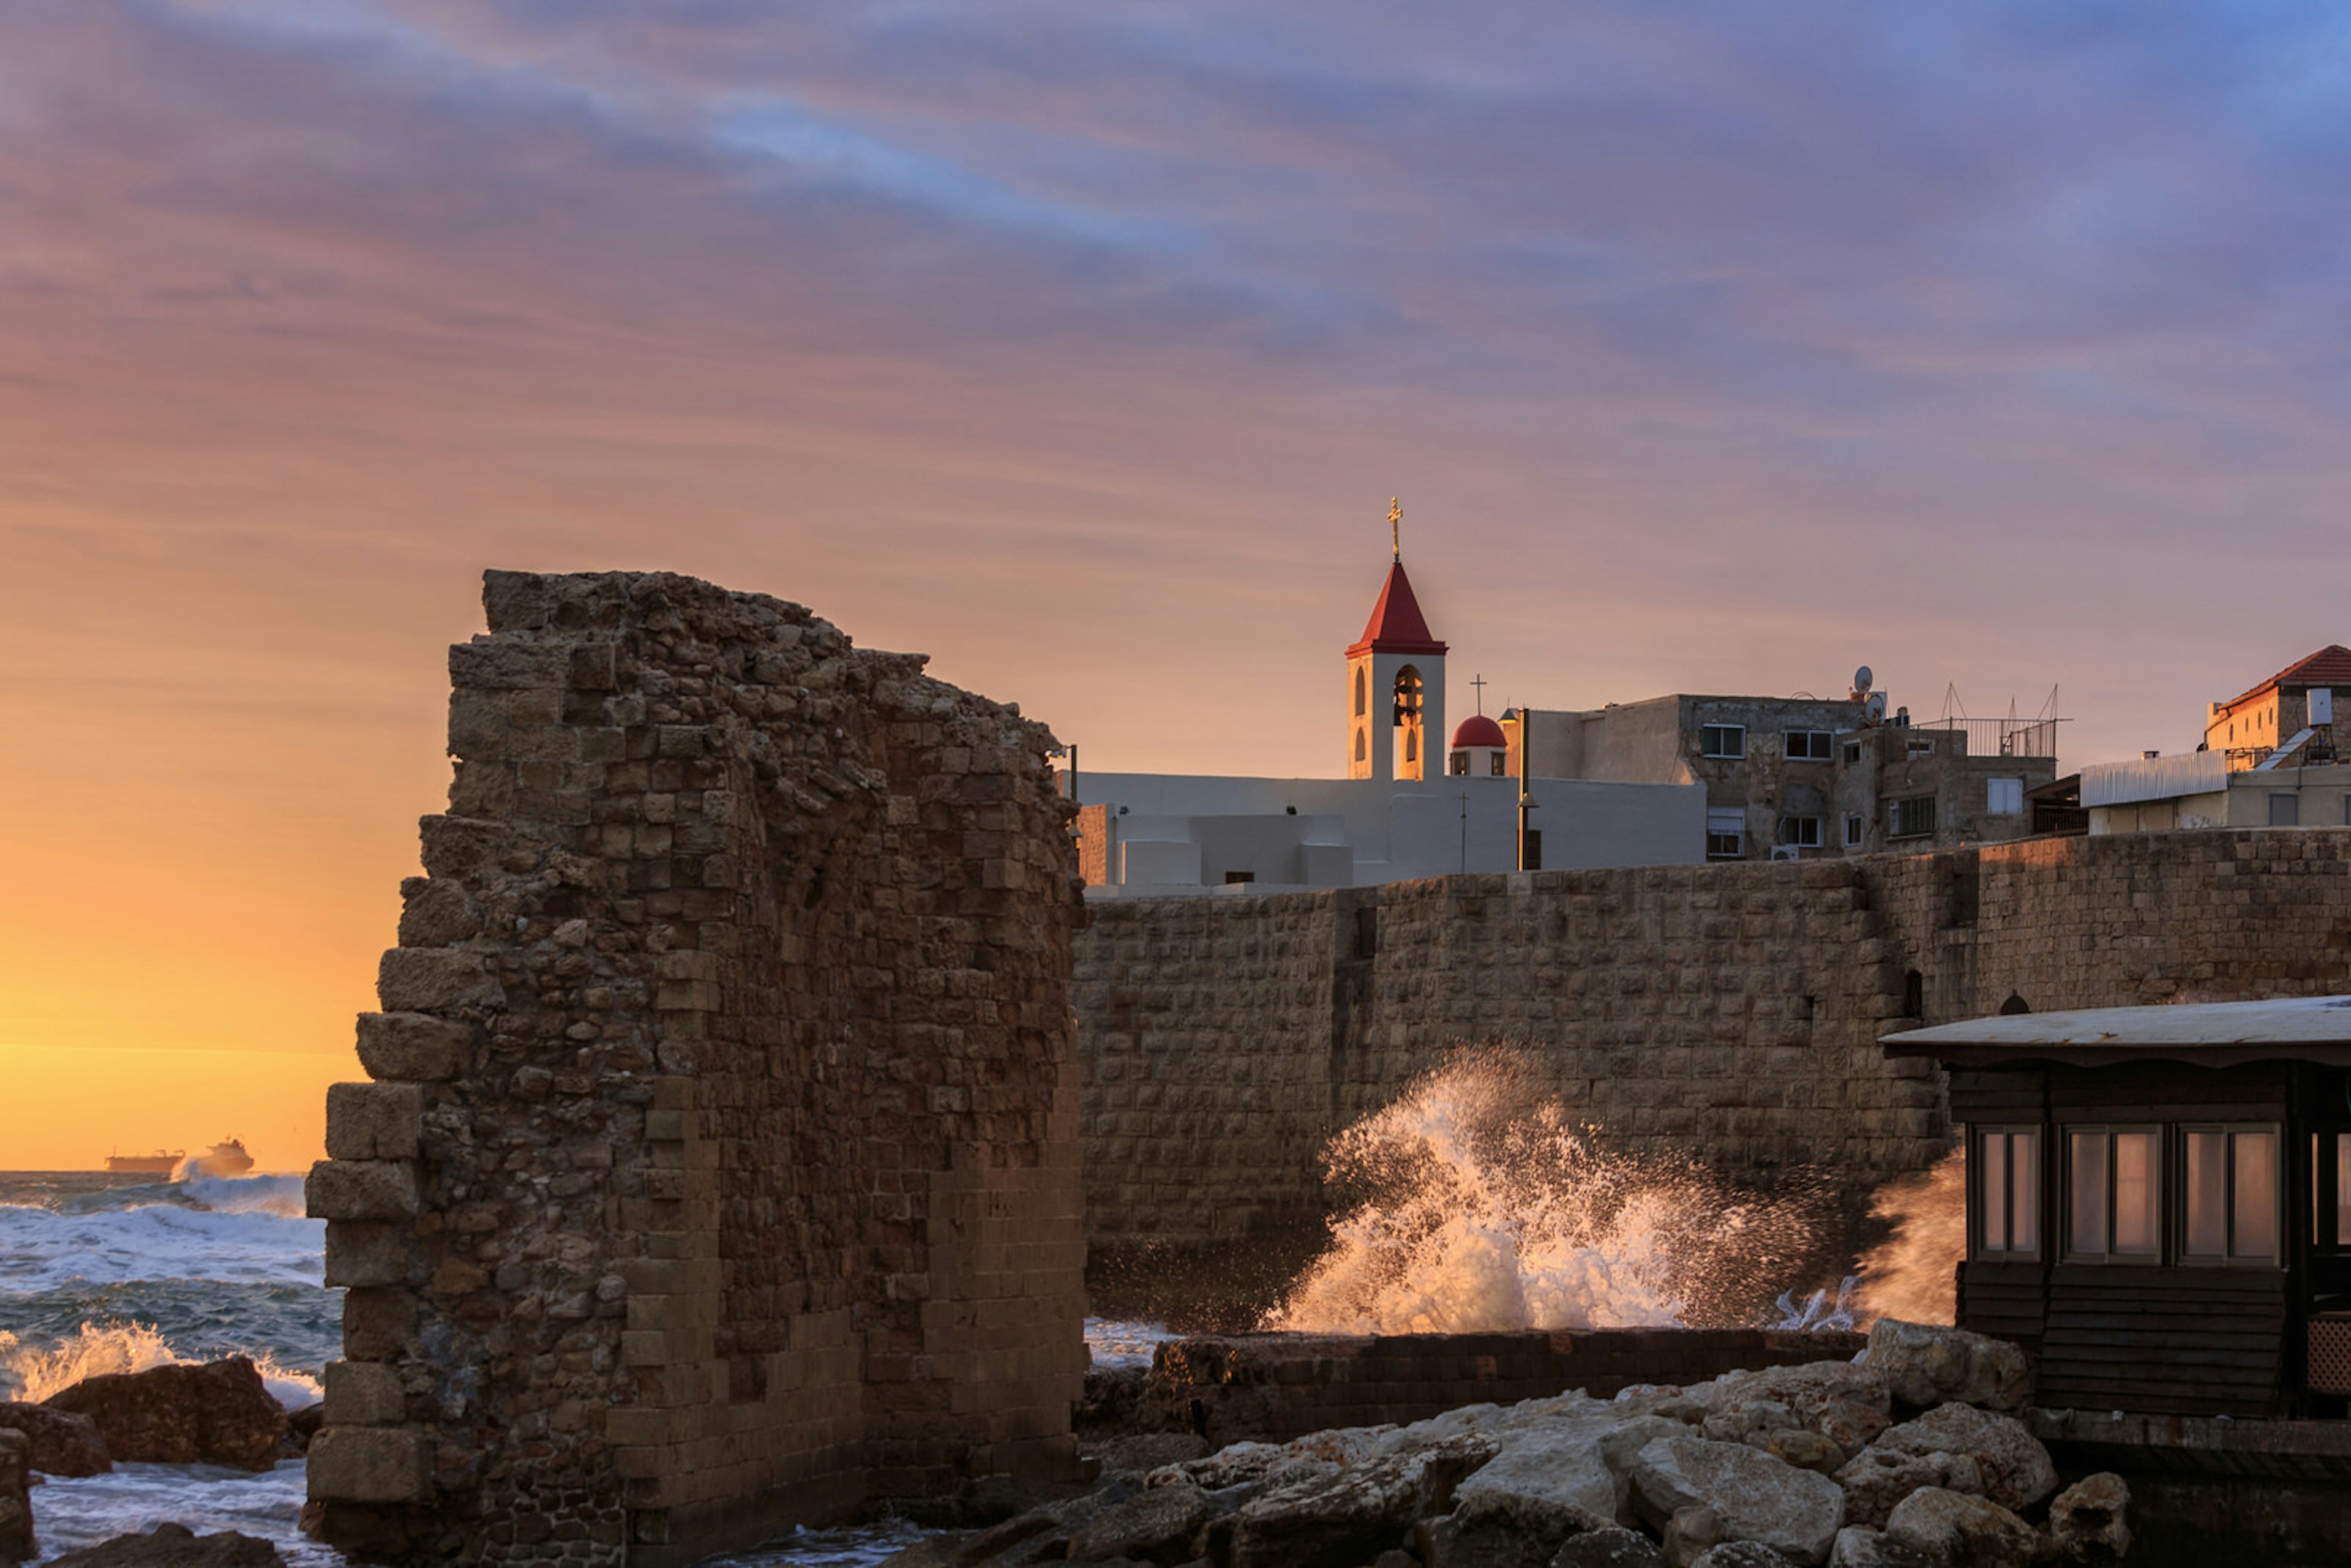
[1346,500,1448,782]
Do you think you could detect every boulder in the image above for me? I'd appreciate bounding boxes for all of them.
[1881,1489,2041,1568]
[1830,1448,1983,1532]
[1093,1435,1210,1478]
[0,1402,112,1476]
[1630,1436,1844,1566]
[1870,1405,2053,1514]
[43,1524,284,1567]
[1449,1412,1680,1539]
[1823,1528,1934,1568]
[1761,1431,1845,1477]
[2045,1472,2130,1564]
[0,1430,30,1568]
[1551,1528,1668,1568]
[1861,1322,2029,1412]
[1689,1546,1797,1568]
[1065,1482,1213,1566]
[1666,1505,1724,1567]
[42,1359,285,1472]
[1223,1433,1497,1568]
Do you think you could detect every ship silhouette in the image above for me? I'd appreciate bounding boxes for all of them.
[103,1137,255,1177]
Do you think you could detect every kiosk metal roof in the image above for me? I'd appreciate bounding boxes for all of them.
[1881,995,2351,1068]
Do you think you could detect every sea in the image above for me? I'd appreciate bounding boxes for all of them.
[0,1169,1173,1568]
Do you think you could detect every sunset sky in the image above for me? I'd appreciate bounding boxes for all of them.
[7,2,2351,1168]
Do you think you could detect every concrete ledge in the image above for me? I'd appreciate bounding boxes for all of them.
[2029,1406,2351,1480]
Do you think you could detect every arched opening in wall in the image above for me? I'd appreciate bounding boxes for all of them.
[1354,666,1367,718]
[1392,666,1424,779]
[1999,993,2031,1015]
[1354,729,1366,763]
[1903,969,1924,1019]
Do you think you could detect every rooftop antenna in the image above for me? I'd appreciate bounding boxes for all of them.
[1389,497,1401,560]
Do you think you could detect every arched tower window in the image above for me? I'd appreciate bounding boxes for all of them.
[1392,666,1423,725]
[1999,993,2031,1015]
[1354,729,1366,762]
[1354,666,1367,718]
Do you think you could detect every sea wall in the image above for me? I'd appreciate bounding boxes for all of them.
[1075,830,2351,1254]
[305,571,1086,1566]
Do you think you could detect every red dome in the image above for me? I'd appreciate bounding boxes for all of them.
[1450,714,1507,749]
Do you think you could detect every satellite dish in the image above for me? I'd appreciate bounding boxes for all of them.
[1853,666,1875,697]
[1865,692,1888,722]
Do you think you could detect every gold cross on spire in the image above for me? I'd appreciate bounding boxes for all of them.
[1388,497,1401,560]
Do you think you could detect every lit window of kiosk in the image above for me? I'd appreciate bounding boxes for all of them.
[1884,996,2351,1417]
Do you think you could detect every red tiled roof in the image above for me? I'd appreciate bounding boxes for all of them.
[1347,560,1447,658]
[2218,644,2351,713]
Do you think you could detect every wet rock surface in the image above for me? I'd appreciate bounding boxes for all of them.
[0,1430,31,1567]
[41,1359,285,1472]
[43,1523,285,1567]
[0,1401,112,1477]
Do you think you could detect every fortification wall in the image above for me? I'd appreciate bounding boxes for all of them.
[305,571,1086,1566]
[1076,830,2351,1253]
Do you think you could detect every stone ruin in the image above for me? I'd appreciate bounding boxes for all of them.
[305,571,1087,1564]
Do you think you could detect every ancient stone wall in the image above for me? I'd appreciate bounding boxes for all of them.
[1076,830,2351,1254]
[306,571,1086,1566]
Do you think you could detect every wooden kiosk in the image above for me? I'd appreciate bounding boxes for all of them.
[1884,996,2351,1417]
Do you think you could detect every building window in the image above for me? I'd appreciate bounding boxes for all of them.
[1450,751,1469,776]
[1700,724,1745,759]
[1355,730,1366,763]
[1974,1126,2040,1259]
[1907,738,1935,759]
[1490,752,1507,777]
[1777,816,1823,848]
[1842,741,1863,765]
[1843,814,1865,848]
[2064,1127,2160,1263]
[1223,871,1255,885]
[1354,666,1367,718]
[1706,808,1744,858]
[2314,1131,2351,1249]
[1785,730,1833,761]
[1889,796,1938,839]
[2270,793,2300,827]
[1987,778,2024,815]
[2183,1126,2279,1264]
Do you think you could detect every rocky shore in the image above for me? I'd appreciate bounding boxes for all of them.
[0,1357,310,1567]
[897,1321,2125,1568]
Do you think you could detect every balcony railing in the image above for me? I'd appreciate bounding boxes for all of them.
[1911,716,2064,759]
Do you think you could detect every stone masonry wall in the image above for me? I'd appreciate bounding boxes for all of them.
[305,571,1086,1566]
[1076,830,2351,1253]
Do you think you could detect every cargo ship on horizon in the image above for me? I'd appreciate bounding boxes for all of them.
[102,1137,255,1177]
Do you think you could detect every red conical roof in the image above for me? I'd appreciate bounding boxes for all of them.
[1348,560,1447,658]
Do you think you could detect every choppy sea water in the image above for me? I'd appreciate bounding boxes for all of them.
[0,1171,1161,1567]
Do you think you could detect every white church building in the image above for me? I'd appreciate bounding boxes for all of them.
[1073,525,1703,896]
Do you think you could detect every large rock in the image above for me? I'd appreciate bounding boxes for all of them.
[1689,1546,1797,1568]
[0,1430,30,1568]
[1064,1481,1212,1565]
[1224,1433,1497,1568]
[1630,1436,1844,1566]
[1881,1489,2040,1568]
[43,1523,284,1567]
[42,1359,285,1472]
[1552,1528,1667,1567]
[2044,1472,2130,1564]
[1830,1448,1983,1531]
[1824,1528,1933,1568]
[1861,1322,2028,1412]
[1449,1412,1681,1540]
[0,1401,111,1476]
[1870,1405,2053,1514]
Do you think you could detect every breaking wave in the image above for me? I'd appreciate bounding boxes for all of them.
[1853,1146,1964,1326]
[1264,1049,1834,1334]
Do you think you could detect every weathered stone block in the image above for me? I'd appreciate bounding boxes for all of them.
[376,948,504,1013]
[322,1360,408,1427]
[323,1221,408,1288]
[308,1426,432,1503]
[342,1289,419,1362]
[354,1011,467,1082]
[306,1160,419,1223]
[326,1082,424,1161]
